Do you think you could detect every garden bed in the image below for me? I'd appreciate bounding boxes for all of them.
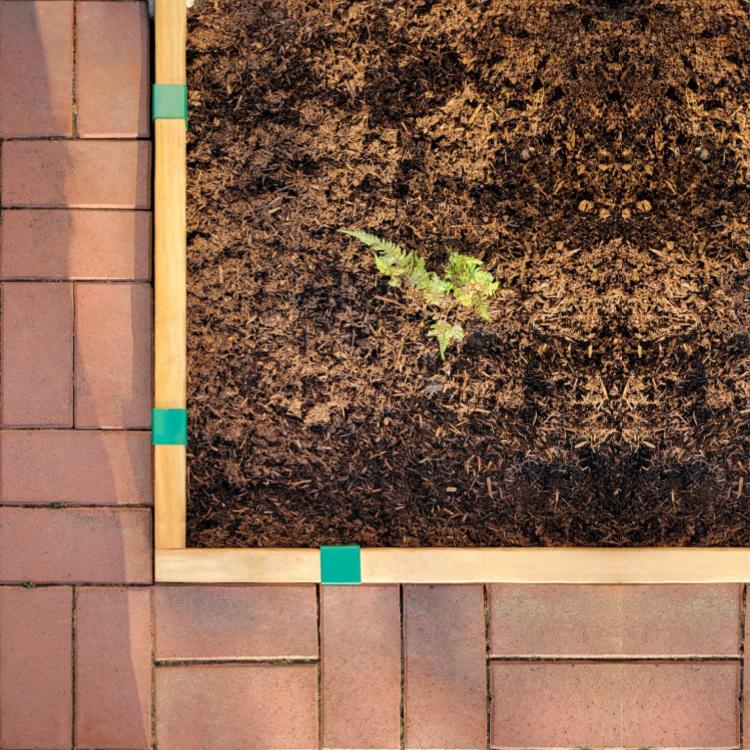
[184,0,750,548]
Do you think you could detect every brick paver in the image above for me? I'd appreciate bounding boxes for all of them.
[491,660,740,748]
[0,507,152,583]
[1,281,73,427]
[489,583,742,657]
[1,3,749,749]
[75,283,152,428]
[1,429,151,504]
[156,664,319,750]
[2,140,151,208]
[0,1,73,137]
[0,587,72,750]
[155,585,318,660]
[75,587,152,749]
[77,1,150,138]
[321,585,401,749]
[404,585,487,750]
[0,209,151,280]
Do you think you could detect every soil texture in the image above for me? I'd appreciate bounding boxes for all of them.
[187,0,750,547]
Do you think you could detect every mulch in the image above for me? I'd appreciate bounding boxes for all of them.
[186,0,750,547]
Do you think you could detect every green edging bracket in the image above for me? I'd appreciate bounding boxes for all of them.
[152,408,187,446]
[152,83,188,120]
[320,545,361,585]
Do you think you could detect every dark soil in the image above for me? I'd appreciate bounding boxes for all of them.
[186,0,750,547]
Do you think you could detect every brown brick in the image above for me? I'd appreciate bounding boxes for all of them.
[155,585,318,660]
[1,281,73,426]
[1,140,150,208]
[491,661,739,748]
[404,585,486,749]
[489,584,742,657]
[0,587,72,749]
[75,587,152,749]
[75,283,152,428]
[0,1,73,137]
[0,209,151,280]
[0,429,151,504]
[156,664,318,750]
[321,585,401,749]
[0,507,152,583]
[77,1,150,137]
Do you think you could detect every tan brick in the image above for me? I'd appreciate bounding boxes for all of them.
[1,140,150,208]
[1,282,73,426]
[491,661,739,748]
[77,1,150,137]
[0,1,73,137]
[404,585,486,749]
[489,584,742,657]
[0,429,151,504]
[75,283,152,428]
[156,664,318,750]
[0,209,151,280]
[321,585,401,749]
[0,587,72,749]
[0,507,152,583]
[75,587,152,749]
[155,585,318,660]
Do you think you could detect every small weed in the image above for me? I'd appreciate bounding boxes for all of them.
[339,229,498,359]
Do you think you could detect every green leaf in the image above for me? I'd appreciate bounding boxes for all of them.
[428,320,464,360]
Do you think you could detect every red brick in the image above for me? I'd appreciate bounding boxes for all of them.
[491,661,739,748]
[0,587,72,749]
[75,283,152,428]
[0,507,152,583]
[0,209,151,280]
[0,1,73,137]
[321,585,401,749]
[1,281,73,426]
[77,2,149,137]
[75,587,152,749]
[489,584,742,657]
[155,585,317,660]
[156,664,318,750]
[1,140,150,208]
[404,585,486,750]
[0,429,151,504]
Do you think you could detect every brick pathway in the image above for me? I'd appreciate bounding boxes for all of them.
[0,3,749,748]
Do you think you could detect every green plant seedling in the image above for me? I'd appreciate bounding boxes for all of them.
[428,320,465,360]
[339,229,498,359]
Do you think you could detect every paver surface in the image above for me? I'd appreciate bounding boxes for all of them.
[1,3,749,748]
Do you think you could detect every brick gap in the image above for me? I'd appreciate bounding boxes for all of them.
[399,583,405,750]
[740,583,747,748]
[72,585,78,749]
[487,655,742,663]
[150,584,157,749]
[483,583,491,750]
[315,584,322,750]
[72,0,79,137]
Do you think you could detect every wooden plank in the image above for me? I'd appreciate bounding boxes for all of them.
[154,0,187,549]
[156,548,321,583]
[361,548,750,583]
[155,0,186,83]
[156,547,750,584]
[154,445,186,549]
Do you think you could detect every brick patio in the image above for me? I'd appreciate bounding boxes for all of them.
[0,2,749,748]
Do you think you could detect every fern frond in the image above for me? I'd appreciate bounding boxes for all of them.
[428,320,464,360]
[338,229,405,257]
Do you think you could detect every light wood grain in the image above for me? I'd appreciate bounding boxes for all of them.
[156,548,321,583]
[154,0,187,549]
[156,547,750,583]
[155,0,186,83]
